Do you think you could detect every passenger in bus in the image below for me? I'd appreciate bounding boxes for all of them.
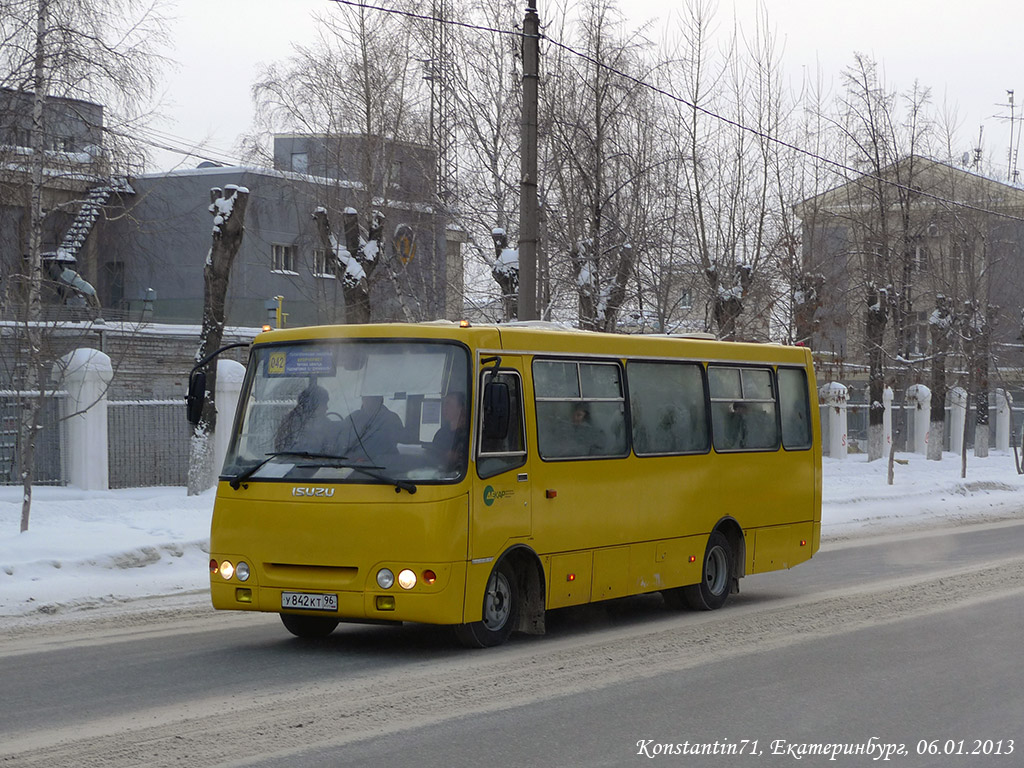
[722,401,749,449]
[429,391,469,471]
[338,395,403,463]
[569,402,606,456]
[274,384,334,453]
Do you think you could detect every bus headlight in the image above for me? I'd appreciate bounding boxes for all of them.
[376,568,395,589]
[398,569,417,590]
[220,560,235,580]
[235,561,250,582]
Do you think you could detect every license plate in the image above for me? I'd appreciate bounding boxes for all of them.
[281,591,338,612]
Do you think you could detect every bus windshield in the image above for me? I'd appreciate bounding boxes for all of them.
[223,340,470,485]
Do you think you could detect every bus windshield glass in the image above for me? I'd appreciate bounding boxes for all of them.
[224,340,470,485]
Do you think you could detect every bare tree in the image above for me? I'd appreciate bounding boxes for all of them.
[833,56,934,461]
[662,0,797,342]
[445,0,523,315]
[1,0,165,530]
[542,0,658,331]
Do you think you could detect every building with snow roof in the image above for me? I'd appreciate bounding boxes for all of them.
[795,156,1024,380]
[93,134,464,327]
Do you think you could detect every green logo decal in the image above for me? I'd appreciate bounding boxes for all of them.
[483,485,514,506]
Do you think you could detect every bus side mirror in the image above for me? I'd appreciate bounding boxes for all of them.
[482,380,510,440]
[186,371,206,426]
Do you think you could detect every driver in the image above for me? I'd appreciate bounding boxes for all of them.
[274,385,335,453]
[338,394,403,462]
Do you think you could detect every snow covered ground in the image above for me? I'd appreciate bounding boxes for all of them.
[1,452,1022,621]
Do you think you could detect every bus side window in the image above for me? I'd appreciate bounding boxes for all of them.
[709,365,778,452]
[534,359,628,460]
[628,361,708,455]
[778,367,812,450]
[477,372,527,479]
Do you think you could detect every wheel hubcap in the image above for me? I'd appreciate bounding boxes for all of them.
[483,571,511,630]
[705,545,728,596]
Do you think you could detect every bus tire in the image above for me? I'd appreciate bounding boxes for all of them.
[280,612,339,639]
[454,561,518,648]
[681,531,734,611]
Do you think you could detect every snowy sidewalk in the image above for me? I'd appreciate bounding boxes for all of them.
[1,453,1022,619]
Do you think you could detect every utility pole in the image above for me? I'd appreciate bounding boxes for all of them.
[518,0,540,320]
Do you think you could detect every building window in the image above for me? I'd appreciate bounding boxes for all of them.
[291,152,308,173]
[271,244,297,274]
[312,248,335,278]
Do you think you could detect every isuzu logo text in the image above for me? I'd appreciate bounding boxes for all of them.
[292,487,335,497]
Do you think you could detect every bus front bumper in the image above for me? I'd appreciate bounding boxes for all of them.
[209,560,469,626]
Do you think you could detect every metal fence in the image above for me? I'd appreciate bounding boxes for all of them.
[107,400,191,488]
[0,392,67,486]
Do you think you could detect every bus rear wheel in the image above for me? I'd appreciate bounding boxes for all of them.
[663,531,734,611]
[454,561,518,648]
[684,531,734,610]
[280,612,339,639]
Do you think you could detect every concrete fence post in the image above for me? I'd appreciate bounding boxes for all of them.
[213,359,246,478]
[905,384,931,455]
[882,386,894,454]
[949,387,968,456]
[52,348,113,490]
[995,389,1012,451]
[819,381,848,459]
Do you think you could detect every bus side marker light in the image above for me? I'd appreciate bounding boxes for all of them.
[545,489,557,499]
[423,570,437,585]
[235,588,252,603]
[567,573,576,582]
[376,596,396,611]
[689,555,697,563]
[800,540,807,547]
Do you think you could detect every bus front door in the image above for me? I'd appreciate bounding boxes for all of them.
[471,360,532,561]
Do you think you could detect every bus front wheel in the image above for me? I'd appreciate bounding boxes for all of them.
[454,561,519,648]
[280,612,339,639]
[664,531,734,611]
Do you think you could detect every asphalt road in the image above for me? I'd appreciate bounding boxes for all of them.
[2,518,1023,767]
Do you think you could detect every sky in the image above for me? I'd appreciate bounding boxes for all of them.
[149,0,1024,178]
[2,450,1023,623]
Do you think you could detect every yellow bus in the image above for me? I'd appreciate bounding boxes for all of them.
[207,322,821,647]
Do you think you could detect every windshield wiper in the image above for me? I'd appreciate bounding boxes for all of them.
[300,462,416,494]
[355,467,417,495]
[228,451,350,490]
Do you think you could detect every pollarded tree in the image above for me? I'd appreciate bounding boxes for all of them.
[245,1,431,323]
[187,185,250,495]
